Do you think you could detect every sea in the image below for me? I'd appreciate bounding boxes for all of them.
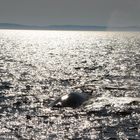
[0,30,140,139]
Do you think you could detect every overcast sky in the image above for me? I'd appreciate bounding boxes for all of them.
[0,0,140,27]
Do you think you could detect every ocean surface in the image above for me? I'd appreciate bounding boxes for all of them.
[0,30,140,139]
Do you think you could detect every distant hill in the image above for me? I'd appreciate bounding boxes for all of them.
[47,25,140,31]
[0,23,140,31]
[0,23,40,29]
[47,25,107,30]
[0,23,107,30]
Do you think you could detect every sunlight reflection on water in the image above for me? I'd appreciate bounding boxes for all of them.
[0,30,140,139]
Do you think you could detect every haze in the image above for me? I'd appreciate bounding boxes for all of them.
[0,0,140,27]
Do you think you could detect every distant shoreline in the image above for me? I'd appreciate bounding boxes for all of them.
[0,23,140,31]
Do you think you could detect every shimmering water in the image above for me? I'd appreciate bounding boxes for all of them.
[0,30,140,139]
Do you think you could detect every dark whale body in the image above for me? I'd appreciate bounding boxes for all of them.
[48,92,91,108]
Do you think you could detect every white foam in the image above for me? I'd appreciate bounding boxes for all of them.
[61,94,69,101]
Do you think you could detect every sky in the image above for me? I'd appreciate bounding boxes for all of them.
[0,0,140,27]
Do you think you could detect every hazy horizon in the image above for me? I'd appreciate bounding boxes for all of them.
[0,23,140,31]
[0,22,140,28]
[0,0,140,28]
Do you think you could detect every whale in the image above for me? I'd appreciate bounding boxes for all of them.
[48,92,92,108]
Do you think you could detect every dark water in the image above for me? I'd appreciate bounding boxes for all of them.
[0,30,140,139]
